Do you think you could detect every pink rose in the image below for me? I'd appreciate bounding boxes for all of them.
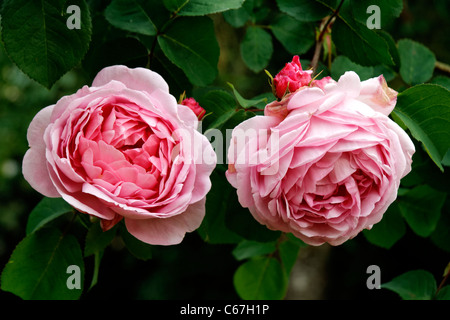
[23,65,216,245]
[273,55,312,99]
[181,97,206,120]
[226,71,415,246]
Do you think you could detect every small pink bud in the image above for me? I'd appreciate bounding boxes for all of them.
[273,56,312,99]
[181,97,206,120]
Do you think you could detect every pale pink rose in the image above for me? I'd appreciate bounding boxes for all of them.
[181,97,206,120]
[273,55,312,99]
[226,71,415,246]
[23,65,216,245]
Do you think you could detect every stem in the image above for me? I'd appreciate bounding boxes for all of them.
[245,108,265,113]
[435,61,450,74]
[310,0,345,72]
[147,5,182,69]
[436,264,450,296]
[62,211,78,237]
[88,250,104,291]
[76,211,91,230]
[310,40,324,73]
[147,34,160,69]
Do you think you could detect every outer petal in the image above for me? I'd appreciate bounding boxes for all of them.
[227,115,280,166]
[22,105,59,197]
[27,105,54,147]
[124,198,206,245]
[323,71,361,100]
[190,131,216,203]
[358,75,397,116]
[92,65,169,95]
[177,104,199,130]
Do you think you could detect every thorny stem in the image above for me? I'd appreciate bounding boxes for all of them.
[310,0,345,73]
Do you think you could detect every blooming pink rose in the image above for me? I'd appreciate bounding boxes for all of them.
[273,55,312,99]
[23,65,216,245]
[226,71,415,246]
[181,97,206,120]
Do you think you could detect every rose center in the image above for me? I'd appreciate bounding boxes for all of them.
[68,105,177,200]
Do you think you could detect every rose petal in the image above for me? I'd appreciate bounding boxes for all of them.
[92,65,169,95]
[23,105,60,197]
[124,198,206,245]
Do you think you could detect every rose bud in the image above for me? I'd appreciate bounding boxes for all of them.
[181,97,206,120]
[273,55,313,99]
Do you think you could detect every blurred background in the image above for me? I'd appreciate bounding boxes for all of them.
[0,0,449,300]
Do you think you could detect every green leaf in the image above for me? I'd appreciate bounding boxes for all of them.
[430,76,450,91]
[398,39,436,85]
[84,222,117,257]
[104,0,157,36]
[164,0,245,16]
[276,0,331,22]
[381,270,437,300]
[232,240,277,261]
[158,16,219,86]
[225,193,281,243]
[197,171,243,244]
[350,0,403,27]
[233,256,288,300]
[228,82,268,109]
[437,286,450,300]
[202,107,256,169]
[198,90,236,118]
[204,109,238,132]
[376,30,400,68]
[431,201,450,252]
[120,224,153,260]
[393,84,450,172]
[26,197,73,235]
[150,48,192,99]
[270,14,315,55]
[398,185,446,237]
[372,64,396,82]
[1,227,84,300]
[278,237,301,275]
[222,1,253,28]
[1,0,92,88]
[197,90,237,130]
[442,149,450,167]
[363,202,406,249]
[333,14,393,67]
[240,26,273,73]
[87,251,103,291]
[331,56,374,81]
[83,37,149,78]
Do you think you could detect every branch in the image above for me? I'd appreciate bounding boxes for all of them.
[435,61,450,74]
[310,0,345,73]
